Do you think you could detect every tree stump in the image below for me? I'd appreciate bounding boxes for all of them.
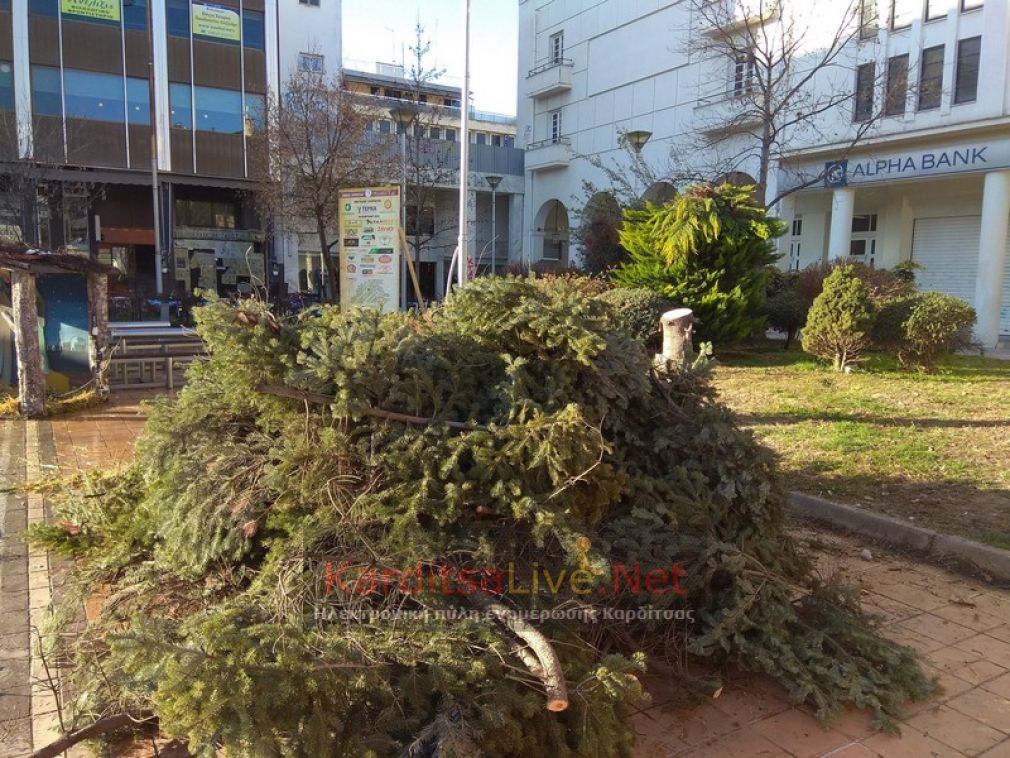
[655,307,695,371]
[12,270,45,417]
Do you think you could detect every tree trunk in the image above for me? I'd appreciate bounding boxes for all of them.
[12,270,45,418]
[87,272,111,394]
[657,308,695,370]
[316,216,339,304]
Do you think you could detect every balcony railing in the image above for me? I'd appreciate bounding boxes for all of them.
[364,132,525,177]
[525,137,572,171]
[526,57,574,99]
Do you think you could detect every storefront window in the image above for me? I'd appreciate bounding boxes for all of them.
[169,82,192,129]
[244,93,265,133]
[64,69,125,123]
[194,86,243,133]
[27,0,57,16]
[31,65,62,117]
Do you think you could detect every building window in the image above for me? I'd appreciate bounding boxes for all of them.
[961,0,982,10]
[918,45,944,110]
[854,62,875,122]
[123,0,147,31]
[444,127,456,141]
[31,65,61,116]
[169,82,192,129]
[504,135,515,148]
[733,53,756,97]
[299,0,320,5]
[885,54,909,116]
[27,0,57,17]
[0,62,13,112]
[298,53,324,74]
[406,205,435,237]
[549,31,564,64]
[176,199,238,228]
[925,0,955,20]
[492,134,502,146]
[244,93,265,133]
[167,0,189,37]
[412,124,424,139]
[63,69,126,122]
[376,119,390,134]
[954,36,981,104]
[369,86,380,95]
[849,214,878,264]
[476,132,487,145]
[126,77,150,126]
[194,86,243,133]
[550,109,562,142]
[428,126,441,140]
[889,0,916,29]
[860,0,879,38]
[243,9,265,50]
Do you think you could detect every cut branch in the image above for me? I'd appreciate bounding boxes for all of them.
[31,711,157,758]
[471,594,569,712]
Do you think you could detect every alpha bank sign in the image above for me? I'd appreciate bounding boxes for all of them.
[820,138,1010,188]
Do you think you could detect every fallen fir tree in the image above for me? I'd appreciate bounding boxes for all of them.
[30,276,933,757]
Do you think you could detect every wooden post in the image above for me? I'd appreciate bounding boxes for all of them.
[11,269,45,417]
[398,225,428,316]
[656,307,695,371]
[87,272,111,394]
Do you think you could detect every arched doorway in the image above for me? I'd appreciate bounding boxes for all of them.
[534,199,570,265]
[577,192,623,273]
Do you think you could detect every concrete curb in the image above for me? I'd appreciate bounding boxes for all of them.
[788,492,1010,582]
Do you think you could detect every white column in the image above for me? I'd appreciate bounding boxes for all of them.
[508,192,523,264]
[974,170,1010,348]
[828,187,855,261]
[151,0,171,171]
[12,0,31,158]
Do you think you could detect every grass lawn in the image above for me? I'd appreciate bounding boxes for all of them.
[712,347,1010,549]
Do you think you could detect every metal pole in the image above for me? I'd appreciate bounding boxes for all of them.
[456,0,471,287]
[490,185,496,275]
[147,0,166,320]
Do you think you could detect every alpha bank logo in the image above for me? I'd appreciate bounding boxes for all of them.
[824,160,848,188]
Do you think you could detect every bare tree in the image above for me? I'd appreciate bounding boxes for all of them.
[0,112,103,249]
[258,70,392,302]
[688,0,888,206]
[394,23,459,269]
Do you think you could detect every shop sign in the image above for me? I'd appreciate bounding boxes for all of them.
[192,3,241,42]
[339,187,401,313]
[61,0,120,22]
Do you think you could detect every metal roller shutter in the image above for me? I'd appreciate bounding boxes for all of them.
[911,215,1010,337]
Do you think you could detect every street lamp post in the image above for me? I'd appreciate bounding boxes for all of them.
[485,175,502,275]
[457,0,471,288]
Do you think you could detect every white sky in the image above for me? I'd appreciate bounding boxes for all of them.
[341,0,519,116]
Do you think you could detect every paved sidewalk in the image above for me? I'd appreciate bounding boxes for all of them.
[13,389,1010,757]
[633,528,1010,757]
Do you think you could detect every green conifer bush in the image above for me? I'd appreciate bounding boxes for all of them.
[802,265,878,371]
[612,184,784,343]
[31,277,932,756]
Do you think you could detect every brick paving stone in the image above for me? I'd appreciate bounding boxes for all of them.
[957,634,1010,666]
[984,673,1010,700]
[899,613,979,646]
[862,723,966,757]
[685,729,789,757]
[980,738,1010,757]
[824,744,878,757]
[907,704,1006,755]
[709,682,792,728]
[928,645,1009,686]
[753,708,853,757]
[932,604,1007,634]
[945,687,1010,734]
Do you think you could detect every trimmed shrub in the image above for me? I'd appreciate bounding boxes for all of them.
[898,292,976,372]
[595,287,674,347]
[802,265,877,371]
[762,269,808,349]
[613,184,784,344]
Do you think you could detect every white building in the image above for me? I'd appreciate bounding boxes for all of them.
[517,0,1010,347]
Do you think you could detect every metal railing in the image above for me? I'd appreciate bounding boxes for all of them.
[364,132,525,176]
[527,57,574,78]
[526,136,572,151]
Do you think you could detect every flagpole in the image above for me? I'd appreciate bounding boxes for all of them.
[456,0,471,287]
